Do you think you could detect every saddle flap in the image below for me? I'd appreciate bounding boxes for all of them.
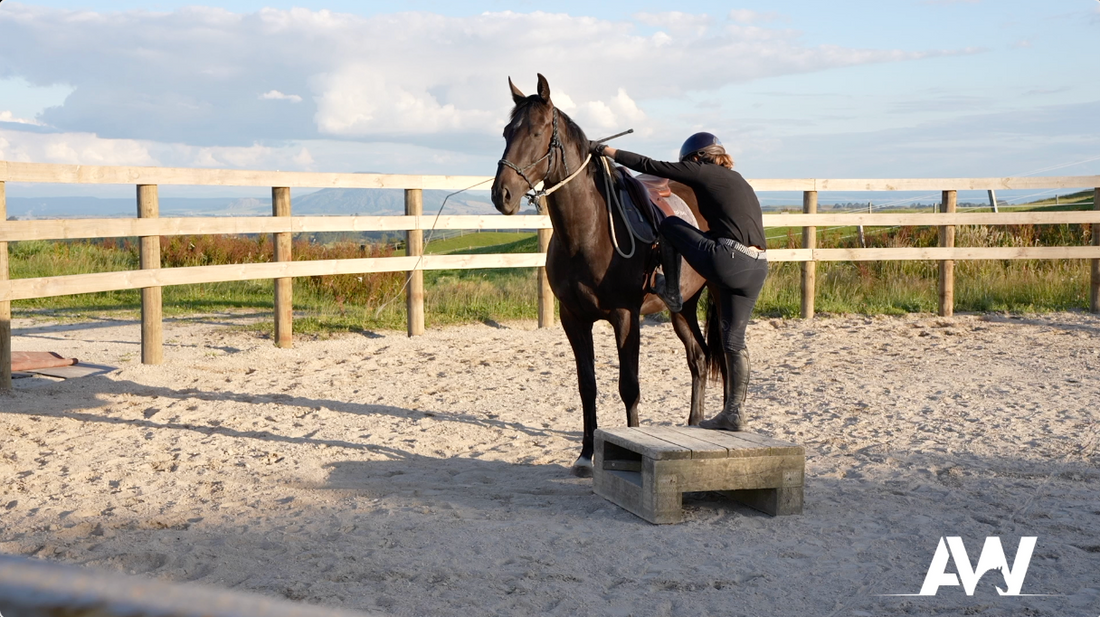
[612,167,658,244]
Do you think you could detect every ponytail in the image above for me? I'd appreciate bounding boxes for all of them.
[694,144,734,169]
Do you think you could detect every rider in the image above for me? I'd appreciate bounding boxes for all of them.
[592,133,768,431]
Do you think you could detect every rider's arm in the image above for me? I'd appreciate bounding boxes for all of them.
[607,148,703,185]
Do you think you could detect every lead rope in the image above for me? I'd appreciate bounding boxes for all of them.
[371,176,494,319]
[599,156,636,259]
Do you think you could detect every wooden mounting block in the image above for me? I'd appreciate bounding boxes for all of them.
[593,426,805,524]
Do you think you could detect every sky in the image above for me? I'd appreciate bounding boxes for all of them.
[1,0,1098,199]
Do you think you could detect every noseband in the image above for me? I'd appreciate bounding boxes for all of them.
[499,108,589,206]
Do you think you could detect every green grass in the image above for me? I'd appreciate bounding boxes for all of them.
[423,231,534,254]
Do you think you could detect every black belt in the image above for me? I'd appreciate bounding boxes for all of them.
[717,237,767,260]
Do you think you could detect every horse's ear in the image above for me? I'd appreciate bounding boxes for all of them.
[508,77,525,105]
[536,73,551,104]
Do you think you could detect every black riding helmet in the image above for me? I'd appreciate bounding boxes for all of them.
[679,132,721,162]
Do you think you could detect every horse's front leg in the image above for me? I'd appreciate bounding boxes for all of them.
[609,308,641,427]
[560,306,598,477]
[669,293,708,425]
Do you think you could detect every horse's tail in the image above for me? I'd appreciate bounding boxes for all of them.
[703,284,724,383]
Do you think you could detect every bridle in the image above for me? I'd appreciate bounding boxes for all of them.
[498,107,590,207]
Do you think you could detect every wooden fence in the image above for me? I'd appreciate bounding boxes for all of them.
[1,160,1099,390]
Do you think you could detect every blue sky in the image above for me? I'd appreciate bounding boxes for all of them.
[1,0,1098,197]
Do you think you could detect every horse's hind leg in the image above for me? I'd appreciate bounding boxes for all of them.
[670,293,708,425]
[560,306,598,477]
[609,308,641,428]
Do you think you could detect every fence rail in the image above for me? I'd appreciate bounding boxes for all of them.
[1,160,1099,390]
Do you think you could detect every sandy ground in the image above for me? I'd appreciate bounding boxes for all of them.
[1,311,1099,616]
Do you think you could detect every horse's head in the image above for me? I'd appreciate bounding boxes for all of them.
[491,74,563,215]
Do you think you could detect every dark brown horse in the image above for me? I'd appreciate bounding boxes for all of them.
[491,74,722,476]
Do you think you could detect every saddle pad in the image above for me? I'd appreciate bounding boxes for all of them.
[618,187,658,244]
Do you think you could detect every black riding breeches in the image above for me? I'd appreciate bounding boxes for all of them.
[659,217,768,352]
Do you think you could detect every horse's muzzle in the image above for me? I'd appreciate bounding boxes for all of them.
[491,181,520,215]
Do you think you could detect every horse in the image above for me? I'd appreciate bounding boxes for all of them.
[490,74,723,476]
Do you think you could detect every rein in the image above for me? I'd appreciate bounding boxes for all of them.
[498,107,591,209]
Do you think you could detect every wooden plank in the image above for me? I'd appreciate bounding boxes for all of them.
[0,253,549,302]
[603,460,642,472]
[667,429,773,456]
[808,246,1100,262]
[653,454,805,493]
[641,457,683,524]
[673,429,801,457]
[816,176,1100,192]
[719,431,805,455]
[594,466,652,521]
[272,187,293,348]
[0,160,493,191]
[939,190,957,317]
[7,209,1100,244]
[747,178,816,192]
[801,190,817,319]
[0,180,9,391]
[762,211,1100,227]
[405,189,425,337]
[5,243,1100,303]
[138,185,162,365]
[3,160,1096,194]
[0,214,553,242]
[1092,188,1100,314]
[1,160,1095,196]
[596,427,692,461]
[536,197,554,329]
[640,426,729,459]
[765,248,812,262]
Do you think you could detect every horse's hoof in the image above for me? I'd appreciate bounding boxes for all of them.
[571,456,594,478]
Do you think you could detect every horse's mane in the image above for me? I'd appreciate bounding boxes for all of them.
[510,96,588,146]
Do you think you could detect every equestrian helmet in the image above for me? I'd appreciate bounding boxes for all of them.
[679,132,722,162]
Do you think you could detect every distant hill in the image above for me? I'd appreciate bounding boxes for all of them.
[6,189,500,219]
[294,188,497,216]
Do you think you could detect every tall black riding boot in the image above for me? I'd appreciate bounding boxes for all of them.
[699,348,750,431]
[652,238,683,313]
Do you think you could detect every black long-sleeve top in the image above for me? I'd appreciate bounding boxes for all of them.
[613,149,766,249]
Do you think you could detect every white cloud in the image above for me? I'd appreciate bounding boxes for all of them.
[634,12,712,35]
[0,110,43,125]
[727,9,786,24]
[0,129,156,166]
[0,5,961,153]
[569,89,648,135]
[260,90,303,103]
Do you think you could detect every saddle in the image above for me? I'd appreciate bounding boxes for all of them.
[613,167,698,245]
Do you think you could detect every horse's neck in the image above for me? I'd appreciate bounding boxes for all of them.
[545,162,608,257]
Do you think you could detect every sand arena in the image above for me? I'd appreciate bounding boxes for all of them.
[2,312,1099,616]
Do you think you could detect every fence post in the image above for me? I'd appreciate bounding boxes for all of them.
[1091,187,1100,313]
[272,187,293,348]
[537,196,554,328]
[938,189,957,317]
[801,190,817,319]
[1,181,11,391]
[138,184,163,364]
[405,188,425,336]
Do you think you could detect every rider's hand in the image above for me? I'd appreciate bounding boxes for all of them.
[588,140,606,156]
